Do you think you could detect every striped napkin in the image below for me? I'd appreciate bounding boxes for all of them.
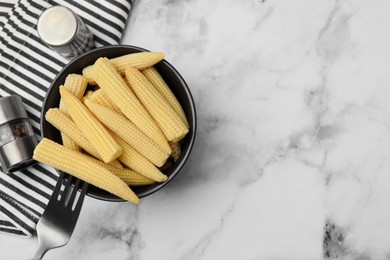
[0,0,132,237]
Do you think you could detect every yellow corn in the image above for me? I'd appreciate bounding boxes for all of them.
[64,74,89,98]
[82,65,97,85]
[61,134,81,151]
[59,74,89,112]
[45,108,122,168]
[90,57,171,154]
[60,87,122,163]
[95,161,155,186]
[169,141,181,162]
[33,138,139,204]
[82,90,95,102]
[125,67,189,142]
[115,169,155,186]
[89,89,121,114]
[110,52,165,74]
[82,52,164,85]
[86,100,169,167]
[46,108,103,159]
[114,133,168,182]
[142,67,189,128]
[58,75,88,150]
[108,159,123,169]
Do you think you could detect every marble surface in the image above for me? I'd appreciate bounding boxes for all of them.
[2,0,390,259]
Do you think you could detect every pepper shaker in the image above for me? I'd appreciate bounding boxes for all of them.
[37,5,94,58]
[0,96,38,173]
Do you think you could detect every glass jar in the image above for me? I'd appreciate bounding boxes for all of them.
[37,5,94,58]
[0,96,38,173]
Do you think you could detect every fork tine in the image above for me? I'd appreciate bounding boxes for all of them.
[30,175,88,260]
[66,179,81,208]
[51,172,65,201]
[73,182,88,212]
[59,175,73,204]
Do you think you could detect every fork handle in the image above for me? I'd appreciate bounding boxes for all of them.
[29,242,48,260]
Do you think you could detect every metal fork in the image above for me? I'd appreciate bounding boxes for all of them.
[30,173,88,260]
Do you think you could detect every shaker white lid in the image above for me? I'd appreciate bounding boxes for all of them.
[37,6,77,46]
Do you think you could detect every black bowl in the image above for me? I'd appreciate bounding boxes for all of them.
[41,45,196,201]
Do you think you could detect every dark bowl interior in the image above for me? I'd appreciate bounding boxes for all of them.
[41,45,196,201]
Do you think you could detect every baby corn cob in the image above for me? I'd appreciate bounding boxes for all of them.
[112,168,155,186]
[107,159,123,169]
[125,67,189,142]
[64,74,89,98]
[45,108,122,168]
[60,87,122,163]
[110,52,165,74]
[58,75,88,150]
[114,133,168,182]
[91,57,171,154]
[95,160,155,186]
[169,141,181,162]
[46,108,103,159]
[61,134,80,151]
[59,74,89,112]
[82,52,164,85]
[142,67,189,128]
[82,90,95,102]
[82,65,96,85]
[89,89,121,114]
[86,100,169,167]
[33,138,139,204]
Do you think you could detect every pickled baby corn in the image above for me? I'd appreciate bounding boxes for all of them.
[112,168,155,186]
[114,133,168,182]
[105,158,123,169]
[46,108,101,159]
[110,52,165,74]
[85,100,169,167]
[59,74,88,151]
[33,138,139,204]
[82,90,94,102]
[64,74,89,98]
[61,134,80,151]
[169,141,181,162]
[45,108,122,168]
[82,65,95,85]
[82,52,164,85]
[125,67,188,142]
[59,74,89,112]
[90,57,171,154]
[142,67,189,128]
[88,89,121,114]
[95,160,155,186]
[60,87,122,163]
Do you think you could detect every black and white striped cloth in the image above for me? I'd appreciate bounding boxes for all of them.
[0,0,132,237]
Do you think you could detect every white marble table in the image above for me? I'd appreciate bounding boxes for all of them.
[2,0,390,259]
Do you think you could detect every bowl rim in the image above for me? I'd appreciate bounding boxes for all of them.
[41,44,197,202]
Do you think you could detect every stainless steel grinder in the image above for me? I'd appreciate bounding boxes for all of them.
[0,96,38,173]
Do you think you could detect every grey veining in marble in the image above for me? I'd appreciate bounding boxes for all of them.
[2,0,390,259]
